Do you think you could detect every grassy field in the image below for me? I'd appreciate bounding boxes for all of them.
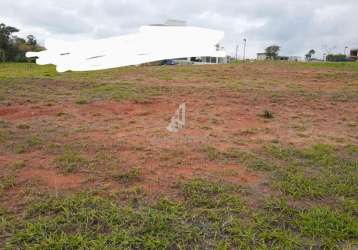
[0,61,357,249]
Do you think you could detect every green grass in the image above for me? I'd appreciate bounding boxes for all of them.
[268,144,358,199]
[296,207,358,247]
[182,179,243,209]
[3,180,357,249]
[0,64,167,103]
[293,61,358,70]
[0,63,58,79]
[205,143,357,201]
[4,188,241,249]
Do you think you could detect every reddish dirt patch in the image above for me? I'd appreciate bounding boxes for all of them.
[138,161,263,196]
[0,104,60,121]
[0,106,20,116]
[0,154,16,168]
[1,62,357,205]
[17,169,85,189]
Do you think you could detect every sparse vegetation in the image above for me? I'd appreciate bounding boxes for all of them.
[0,62,357,249]
[83,83,165,102]
[12,135,42,154]
[205,146,276,171]
[111,168,141,183]
[0,174,16,194]
[55,148,87,173]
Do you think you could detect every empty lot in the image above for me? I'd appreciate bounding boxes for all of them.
[0,61,357,249]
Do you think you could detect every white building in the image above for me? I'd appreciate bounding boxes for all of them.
[154,20,228,64]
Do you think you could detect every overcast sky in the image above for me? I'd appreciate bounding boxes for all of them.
[1,0,357,59]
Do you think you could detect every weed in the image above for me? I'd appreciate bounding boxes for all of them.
[13,135,42,154]
[75,99,89,105]
[0,119,9,128]
[111,168,141,184]
[56,112,66,116]
[16,124,30,129]
[12,160,25,169]
[0,173,16,194]
[205,146,221,161]
[55,148,87,173]
[0,130,13,143]
[261,110,274,119]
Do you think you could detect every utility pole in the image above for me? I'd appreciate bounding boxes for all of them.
[235,45,239,61]
[243,38,247,61]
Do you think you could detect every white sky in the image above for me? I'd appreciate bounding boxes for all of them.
[1,0,357,59]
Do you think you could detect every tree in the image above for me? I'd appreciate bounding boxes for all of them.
[26,35,37,46]
[0,23,19,62]
[0,23,19,43]
[0,23,42,62]
[305,49,316,61]
[265,45,280,60]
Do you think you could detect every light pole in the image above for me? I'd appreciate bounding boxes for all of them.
[243,38,247,61]
[235,45,239,61]
[344,46,348,56]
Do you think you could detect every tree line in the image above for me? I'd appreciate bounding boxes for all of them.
[264,45,352,62]
[0,23,43,62]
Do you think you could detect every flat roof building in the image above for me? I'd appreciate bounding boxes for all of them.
[350,48,358,61]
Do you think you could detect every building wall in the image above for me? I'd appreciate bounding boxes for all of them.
[173,57,227,64]
[350,49,358,61]
[257,54,268,60]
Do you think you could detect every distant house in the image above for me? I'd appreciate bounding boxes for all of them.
[257,53,301,61]
[257,53,270,60]
[288,56,302,62]
[173,55,229,65]
[277,56,289,61]
[350,48,358,61]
